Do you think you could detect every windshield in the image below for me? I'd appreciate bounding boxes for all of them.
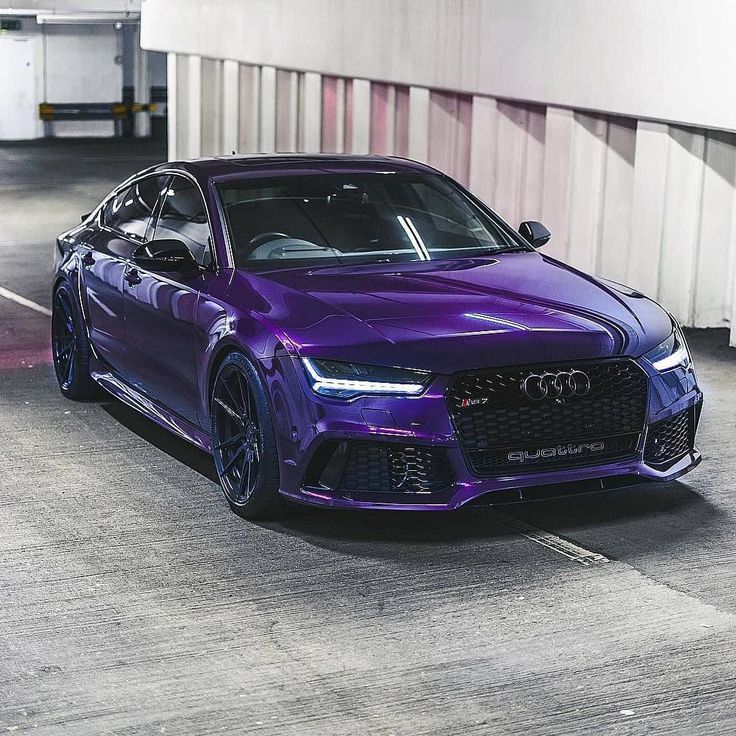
[218,173,530,270]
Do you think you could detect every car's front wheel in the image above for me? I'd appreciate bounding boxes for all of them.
[51,282,96,400]
[210,352,284,520]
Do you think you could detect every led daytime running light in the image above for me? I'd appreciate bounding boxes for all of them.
[302,358,427,396]
[650,345,689,372]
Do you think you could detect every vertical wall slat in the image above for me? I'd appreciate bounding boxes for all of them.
[493,102,527,224]
[321,76,339,153]
[275,69,298,152]
[541,107,575,261]
[693,132,736,327]
[221,59,239,154]
[658,127,705,323]
[237,64,260,154]
[259,65,276,153]
[469,95,498,208]
[299,71,322,153]
[598,118,636,283]
[394,85,410,158]
[200,58,223,156]
[407,86,430,163]
[627,121,670,298]
[521,106,546,222]
[185,54,202,159]
[349,78,371,154]
[566,113,607,273]
[166,52,177,160]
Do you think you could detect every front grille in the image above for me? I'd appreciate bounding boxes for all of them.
[305,441,454,499]
[644,408,695,467]
[447,359,648,475]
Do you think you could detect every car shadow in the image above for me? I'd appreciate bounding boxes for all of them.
[99,397,220,484]
[97,394,722,562]
[258,480,721,561]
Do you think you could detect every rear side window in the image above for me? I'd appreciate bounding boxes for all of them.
[153,176,212,267]
[103,176,168,240]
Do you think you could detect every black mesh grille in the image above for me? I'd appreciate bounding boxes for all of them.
[337,443,453,494]
[644,408,694,467]
[447,359,648,475]
[308,441,454,497]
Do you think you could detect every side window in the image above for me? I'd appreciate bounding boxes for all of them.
[154,176,213,267]
[103,176,168,241]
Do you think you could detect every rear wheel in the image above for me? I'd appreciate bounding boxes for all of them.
[51,282,96,400]
[211,352,284,520]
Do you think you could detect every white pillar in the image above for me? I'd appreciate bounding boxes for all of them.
[349,78,370,154]
[407,86,429,163]
[200,59,223,156]
[238,64,260,154]
[299,71,322,153]
[185,54,202,159]
[132,25,151,138]
[628,121,670,298]
[275,70,298,152]
[166,52,177,160]
[259,65,276,153]
[469,96,498,208]
[541,106,576,262]
[658,127,705,324]
[597,119,636,284]
[222,59,239,154]
[493,102,527,224]
[566,113,607,274]
[522,106,546,222]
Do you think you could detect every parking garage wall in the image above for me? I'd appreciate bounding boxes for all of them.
[164,55,736,346]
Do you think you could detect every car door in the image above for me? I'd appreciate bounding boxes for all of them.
[122,174,213,426]
[78,175,166,377]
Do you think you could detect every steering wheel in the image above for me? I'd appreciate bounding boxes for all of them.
[249,232,290,248]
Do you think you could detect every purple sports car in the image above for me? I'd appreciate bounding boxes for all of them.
[52,155,702,519]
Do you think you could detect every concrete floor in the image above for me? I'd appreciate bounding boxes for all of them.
[1,139,736,736]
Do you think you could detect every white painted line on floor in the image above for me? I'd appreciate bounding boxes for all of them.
[494,510,610,566]
[0,285,52,317]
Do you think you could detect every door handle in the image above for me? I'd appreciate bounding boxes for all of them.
[81,251,95,268]
[125,268,142,287]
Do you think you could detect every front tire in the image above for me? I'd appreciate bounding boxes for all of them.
[51,282,96,400]
[211,352,284,520]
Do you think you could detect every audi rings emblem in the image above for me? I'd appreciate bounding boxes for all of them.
[520,370,591,401]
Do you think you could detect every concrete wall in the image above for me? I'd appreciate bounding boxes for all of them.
[142,1,736,345]
[142,0,736,132]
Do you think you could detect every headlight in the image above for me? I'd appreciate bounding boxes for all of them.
[302,358,431,399]
[644,322,691,371]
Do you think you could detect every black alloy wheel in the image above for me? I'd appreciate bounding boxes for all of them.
[51,283,95,399]
[211,352,283,519]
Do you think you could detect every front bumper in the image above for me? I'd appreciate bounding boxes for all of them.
[272,355,703,511]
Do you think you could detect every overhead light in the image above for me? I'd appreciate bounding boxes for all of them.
[36,12,140,25]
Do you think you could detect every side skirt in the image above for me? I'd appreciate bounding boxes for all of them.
[91,370,213,454]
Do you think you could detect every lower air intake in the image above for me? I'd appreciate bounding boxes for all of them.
[644,407,697,468]
[305,441,454,500]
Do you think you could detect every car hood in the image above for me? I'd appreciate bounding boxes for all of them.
[238,253,672,374]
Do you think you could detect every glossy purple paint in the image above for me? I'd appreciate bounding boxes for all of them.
[54,155,702,511]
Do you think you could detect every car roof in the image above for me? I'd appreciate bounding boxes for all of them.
[147,153,442,183]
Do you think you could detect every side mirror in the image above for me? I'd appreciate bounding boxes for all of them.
[133,239,198,274]
[519,221,551,248]
[81,212,91,223]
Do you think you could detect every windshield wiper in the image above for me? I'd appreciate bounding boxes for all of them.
[491,245,532,254]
